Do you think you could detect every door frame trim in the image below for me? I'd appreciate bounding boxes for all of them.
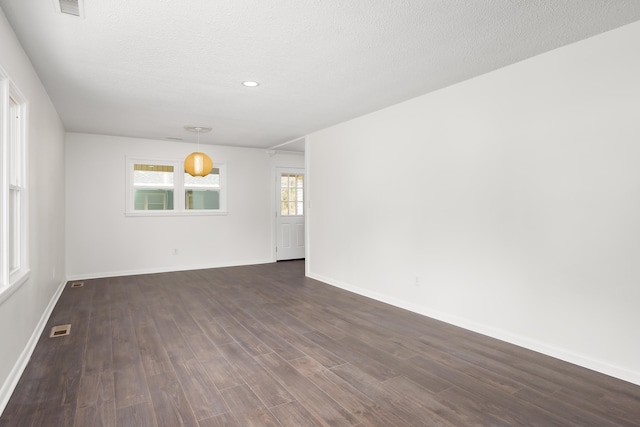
[269,150,306,262]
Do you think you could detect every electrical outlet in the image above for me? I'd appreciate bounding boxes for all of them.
[173,248,178,255]
[415,276,421,287]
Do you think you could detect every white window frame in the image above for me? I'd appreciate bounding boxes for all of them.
[125,157,227,216]
[0,67,30,299]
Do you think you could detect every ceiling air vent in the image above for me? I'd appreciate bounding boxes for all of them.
[55,0,84,18]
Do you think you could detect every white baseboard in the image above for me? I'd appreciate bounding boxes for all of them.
[66,258,274,281]
[0,279,66,415]
[307,271,640,387]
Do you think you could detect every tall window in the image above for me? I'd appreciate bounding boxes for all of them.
[126,158,226,215]
[1,73,29,293]
[8,97,22,273]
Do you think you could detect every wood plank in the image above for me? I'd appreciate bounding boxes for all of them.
[183,333,222,363]
[288,356,410,427]
[219,385,281,427]
[252,304,315,335]
[116,401,158,427]
[384,375,494,427]
[550,386,640,426]
[269,401,325,427]
[199,355,246,391]
[173,359,229,420]
[29,404,76,427]
[111,306,142,367]
[513,386,622,427]
[215,315,272,356]
[77,372,115,408]
[195,319,234,346]
[330,363,450,427]
[147,372,199,427]
[272,324,346,368]
[303,330,397,381]
[255,352,360,426]
[73,402,116,427]
[113,362,149,409]
[234,313,307,361]
[0,378,40,424]
[135,323,174,377]
[437,382,570,426]
[217,342,293,407]
[152,311,197,364]
[82,304,113,375]
[196,412,241,427]
[169,304,205,337]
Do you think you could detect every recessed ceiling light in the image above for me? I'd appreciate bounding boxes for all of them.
[242,81,259,87]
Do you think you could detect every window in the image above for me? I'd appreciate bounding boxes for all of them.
[1,72,29,293]
[8,97,22,273]
[133,164,174,210]
[126,158,226,216]
[280,173,304,216]
[185,168,220,210]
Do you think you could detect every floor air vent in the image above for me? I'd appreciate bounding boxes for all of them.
[70,281,84,288]
[50,324,71,338]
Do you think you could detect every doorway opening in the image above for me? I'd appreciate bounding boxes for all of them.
[276,168,305,261]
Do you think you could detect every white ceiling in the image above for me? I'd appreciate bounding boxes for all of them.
[1,1,640,151]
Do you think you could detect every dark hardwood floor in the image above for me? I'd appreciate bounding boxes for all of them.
[1,260,639,426]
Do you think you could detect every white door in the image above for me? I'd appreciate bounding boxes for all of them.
[276,168,305,260]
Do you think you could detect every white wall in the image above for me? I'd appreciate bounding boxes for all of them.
[65,134,303,278]
[307,21,640,385]
[0,9,66,411]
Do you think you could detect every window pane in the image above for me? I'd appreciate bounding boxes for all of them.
[279,172,304,216]
[9,98,21,186]
[134,189,174,210]
[134,164,174,188]
[184,168,220,210]
[132,164,175,211]
[184,168,219,188]
[9,188,19,272]
[185,189,220,210]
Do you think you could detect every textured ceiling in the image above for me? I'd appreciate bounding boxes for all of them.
[1,1,640,151]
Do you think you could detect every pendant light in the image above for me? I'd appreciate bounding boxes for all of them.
[184,126,213,177]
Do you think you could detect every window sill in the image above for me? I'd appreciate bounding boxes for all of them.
[0,269,31,306]
[125,210,228,217]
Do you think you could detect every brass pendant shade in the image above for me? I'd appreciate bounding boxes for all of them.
[184,126,213,177]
